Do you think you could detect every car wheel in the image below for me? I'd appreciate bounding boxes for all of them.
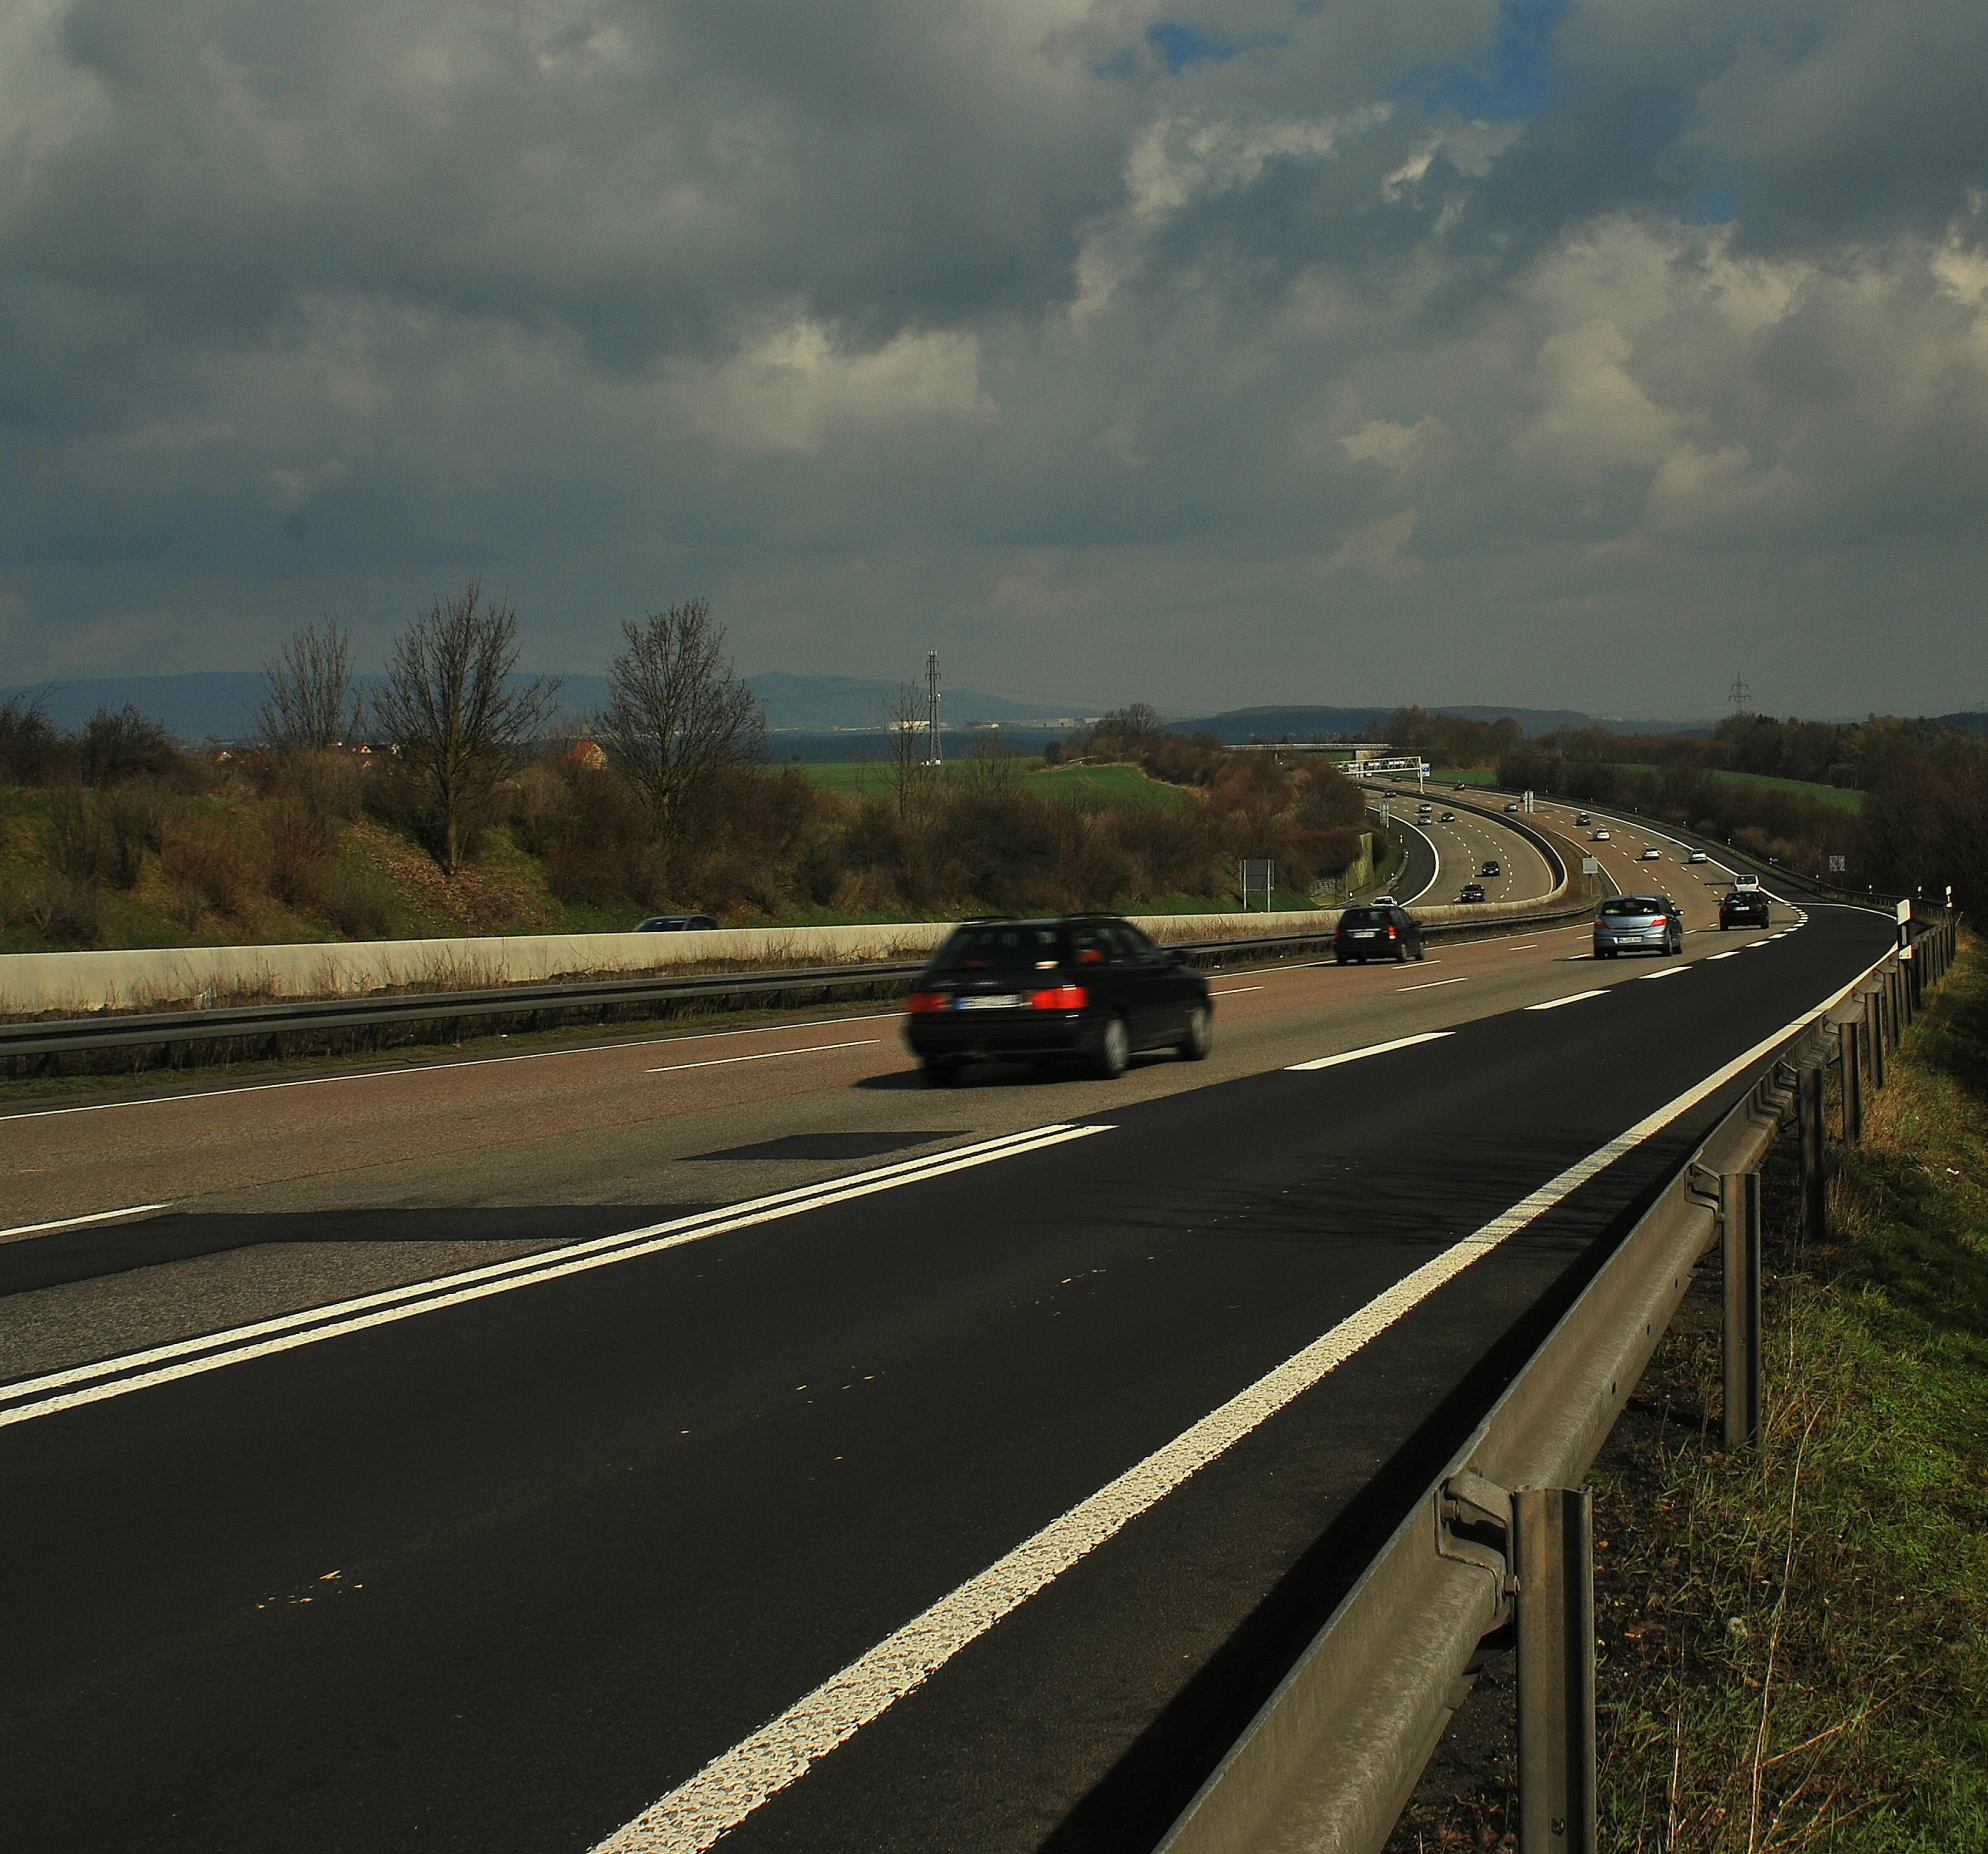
[1394,942,1408,963]
[1414,942,1426,961]
[1335,952,1348,966]
[922,1057,962,1087]
[1090,1014,1131,1080]
[1178,1004,1213,1062]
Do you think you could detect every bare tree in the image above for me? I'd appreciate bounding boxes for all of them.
[256,618,363,751]
[372,581,560,873]
[599,600,764,858]
[883,681,931,816]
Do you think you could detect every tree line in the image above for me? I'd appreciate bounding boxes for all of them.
[0,589,1382,947]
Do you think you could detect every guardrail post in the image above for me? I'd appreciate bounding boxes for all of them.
[1864,986,1886,1091]
[1516,1486,1596,1854]
[1721,1171,1763,1448]
[1839,1010,1863,1145]
[1799,1060,1828,1247]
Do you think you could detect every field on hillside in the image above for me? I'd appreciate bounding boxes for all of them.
[796,759,1192,808]
[1605,762,1864,812]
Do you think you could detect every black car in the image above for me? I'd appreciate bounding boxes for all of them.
[903,916,1211,1084]
[1479,859,1501,878]
[1719,889,1771,929]
[635,913,719,932]
[1458,882,1486,902]
[1334,902,1425,964]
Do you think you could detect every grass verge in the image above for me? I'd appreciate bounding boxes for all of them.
[1593,935,1988,1851]
[1387,932,1988,1852]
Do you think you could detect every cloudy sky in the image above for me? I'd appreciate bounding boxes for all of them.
[3,0,1986,717]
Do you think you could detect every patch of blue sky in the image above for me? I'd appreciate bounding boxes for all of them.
[1146,22,1240,73]
[1679,179,1739,225]
[1410,0,1564,121]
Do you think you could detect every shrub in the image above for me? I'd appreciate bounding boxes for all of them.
[315,864,398,939]
[45,789,103,885]
[105,787,168,888]
[161,817,259,919]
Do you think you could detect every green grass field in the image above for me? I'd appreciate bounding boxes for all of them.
[1707,767,1864,812]
[792,760,1192,809]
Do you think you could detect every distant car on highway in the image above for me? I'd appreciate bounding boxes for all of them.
[1503,800,1520,812]
[635,913,720,932]
[1576,812,1591,826]
[1686,850,1710,865]
[1721,888,1770,930]
[1639,847,1662,861]
[903,915,1211,1084]
[1458,882,1486,903]
[1734,872,1762,890]
[1334,901,1426,965]
[1592,827,1611,841]
[1480,859,1501,877]
[1595,895,1682,958]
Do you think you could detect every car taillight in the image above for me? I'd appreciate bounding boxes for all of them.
[1387,924,1398,938]
[1649,915,1668,926]
[1031,984,1087,1010]
[905,991,948,1013]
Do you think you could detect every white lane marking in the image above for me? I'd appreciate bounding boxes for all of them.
[1397,977,1467,993]
[0,1124,1111,1424]
[1526,989,1608,1011]
[1208,986,1264,996]
[1504,945,1538,952]
[1706,951,1741,961]
[0,1014,909,1122]
[1286,1031,1453,1072]
[648,1039,879,1075]
[0,1203,172,1241]
[1637,967,1691,981]
[589,960,1890,1854]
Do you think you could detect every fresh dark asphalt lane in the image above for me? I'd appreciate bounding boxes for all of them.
[0,907,1892,1854]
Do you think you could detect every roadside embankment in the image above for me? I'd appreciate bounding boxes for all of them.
[1590,927,1988,1849]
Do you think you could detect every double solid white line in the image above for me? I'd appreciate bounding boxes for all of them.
[0,1123,1110,1430]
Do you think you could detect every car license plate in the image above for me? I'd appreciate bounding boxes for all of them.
[1351,930,1376,938]
[955,994,1023,1010]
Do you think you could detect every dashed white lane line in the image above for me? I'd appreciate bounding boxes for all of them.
[1706,952,1742,961]
[1397,977,1468,993]
[0,1203,171,1242]
[1285,1031,1454,1072]
[648,1039,879,1075]
[588,981,1877,1854]
[1525,989,1609,1012]
[1637,967,1692,981]
[1209,986,1265,996]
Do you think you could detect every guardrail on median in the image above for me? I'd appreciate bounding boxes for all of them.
[1153,910,1960,1854]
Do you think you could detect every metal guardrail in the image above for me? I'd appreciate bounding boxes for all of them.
[1154,910,1960,1854]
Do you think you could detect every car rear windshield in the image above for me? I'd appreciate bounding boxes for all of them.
[931,923,1066,970]
[1601,898,1663,916]
[1340,908,1393,926]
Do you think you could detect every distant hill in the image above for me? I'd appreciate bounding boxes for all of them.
[1935,711,1988,735]
[0,668,1098,741]
[1161,703,1619,741]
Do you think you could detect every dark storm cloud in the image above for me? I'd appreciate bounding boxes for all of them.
[1,0,1985,717]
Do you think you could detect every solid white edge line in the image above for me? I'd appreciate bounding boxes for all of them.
[1525,989,1608,1011]
[0,1014,913,1122]
[0,1202,172,1241]
[0,1125,1104,1415]
[647,1039,878,1074]
[1286,1031,1453,1072]
[588,943,1897,1854]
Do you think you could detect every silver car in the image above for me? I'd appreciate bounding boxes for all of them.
[1594,894,1682,958]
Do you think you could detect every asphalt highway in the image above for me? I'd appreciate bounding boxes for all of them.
[0,860,1886,1854]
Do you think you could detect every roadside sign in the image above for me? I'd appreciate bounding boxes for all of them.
[1895,899,1912,925]
[1239,858,1275,911]
[1581,855,1600,875]
[1828,854,1846,873]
